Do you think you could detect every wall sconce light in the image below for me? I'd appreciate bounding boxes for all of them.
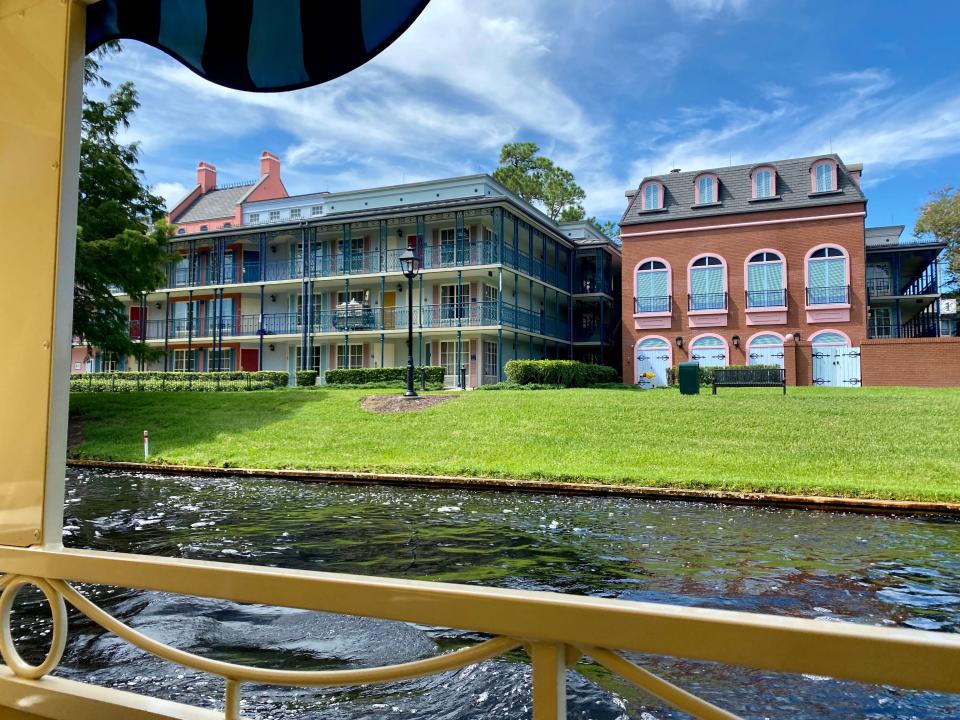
[732,335,740,349]
[270,245,277,253]
[793,332,801,343]
[269,294,276,303]
[268,344,275,352]
[397,284,403,293]
[488,270,493,277]
[155,302,162,309]
[675,336,684,348]
[396,228,403,238]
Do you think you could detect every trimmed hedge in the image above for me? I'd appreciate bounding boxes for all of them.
[504,360,620,387]
[325,366,446,386]
[296,370,319,387]
[70,371,288,393]
[665,364,779,387]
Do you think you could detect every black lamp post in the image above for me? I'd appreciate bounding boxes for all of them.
[399,239,420,398]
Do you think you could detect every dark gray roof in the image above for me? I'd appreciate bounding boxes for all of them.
[621,154,866,226]
[174,182,256,223]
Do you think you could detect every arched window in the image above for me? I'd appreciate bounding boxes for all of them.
[695,174,718,204]
[810,330,850,347]
[747,333,785,368]
[806,246,848,305]
[812,160,836,192]
[752,167,775,198]
[641,181,662,210]
[689,335,727,368]
[635,259,671,313]
[688,255,726,311]
[746,251,785,308]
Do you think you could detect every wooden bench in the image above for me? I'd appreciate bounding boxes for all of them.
[712,367,786,394]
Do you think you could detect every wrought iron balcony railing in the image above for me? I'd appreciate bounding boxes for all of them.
[0,546,957,720]
[135,303,569,338]
[866,278,891,297]
[805,285,850,306]
[745,289,787,308]
[688,292,728,312]
[635,296,672,314]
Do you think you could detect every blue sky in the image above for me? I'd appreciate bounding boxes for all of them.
[96,0,960,235]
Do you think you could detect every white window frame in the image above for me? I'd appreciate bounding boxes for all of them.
[289,208,301,220]
[172,349,194,372]
[336,343,363,369]
[310,205,322,217]
[268,210,281,223]
[248,212,260,224]
[483,340,498,379]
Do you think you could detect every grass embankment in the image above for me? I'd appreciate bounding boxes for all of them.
[69,386,960,502]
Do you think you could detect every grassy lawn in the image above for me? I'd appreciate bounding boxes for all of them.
[69,386,960,502]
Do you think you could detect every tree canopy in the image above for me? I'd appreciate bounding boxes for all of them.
[914,186,960,293]
[493,142,586,222]
[75,47,172,363]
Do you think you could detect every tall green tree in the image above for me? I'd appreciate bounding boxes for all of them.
[493,142,586,222]
[914,186,960,293]
[75,47,172,363]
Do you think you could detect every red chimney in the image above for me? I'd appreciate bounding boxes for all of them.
[197,161,217,193]
[260,151,280,178]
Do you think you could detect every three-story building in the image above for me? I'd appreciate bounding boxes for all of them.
[121,174,621,387]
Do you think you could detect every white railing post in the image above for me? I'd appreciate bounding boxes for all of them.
[530,642,567,720]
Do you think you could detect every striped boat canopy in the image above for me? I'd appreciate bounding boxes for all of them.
[86,0,430,92]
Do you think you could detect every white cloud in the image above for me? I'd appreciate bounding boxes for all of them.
[667,0,748,20]
[152,181,189,210]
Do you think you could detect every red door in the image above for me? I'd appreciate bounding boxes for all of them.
[129,306,142,338]
[240,349,259,371]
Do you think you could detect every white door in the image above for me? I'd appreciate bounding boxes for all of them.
[813,346,861,387]
[747,334,785,369]
[636,338,671,387]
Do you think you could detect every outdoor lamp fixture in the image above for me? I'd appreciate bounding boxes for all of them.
[397,228,403,238]
[269,294,276,303]
[732,335,740,349]
[399,239,421,398]
[155,302,161,309]
[793,332,801,343]
[269,344,275,352]
[675,336,684,349]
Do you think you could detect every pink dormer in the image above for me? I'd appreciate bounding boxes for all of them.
[639,180,664,211]
[693,173,719,205]
[751,165,776,199]
[810,157,838,193]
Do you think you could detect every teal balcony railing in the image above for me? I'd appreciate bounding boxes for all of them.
[164,239,572,290]
[135,302,569,340]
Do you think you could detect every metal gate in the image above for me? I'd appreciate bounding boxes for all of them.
[812,346,861,387]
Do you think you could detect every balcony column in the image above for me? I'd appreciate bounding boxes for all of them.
[497,328,503,382]
[164,292,170,370]
[308,279,315,371]
[419,273,424,329]
[380,274,386,332]
[187,290,194,368]
[258,285,265,371]
[457,270,463,327]
[456,330,462,388]
[896,298,902,338]
[455,210,465,265]
[259,232,266,281]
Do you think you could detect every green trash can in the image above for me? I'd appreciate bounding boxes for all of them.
[678,361,700,395]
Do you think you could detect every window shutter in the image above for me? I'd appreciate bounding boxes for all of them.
[692,266,722,294]
[637,270,668,298]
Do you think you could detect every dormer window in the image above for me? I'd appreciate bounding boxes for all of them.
[199,225,208,232]
[249,212,260,224]
[177,227,185,235]
[269,210,281,222]
[752,167,775,199]
[311,206,322,216]
[694,174,718,205]
[290,208,301,220]
[811,158,838,193]
[640,181,663,211]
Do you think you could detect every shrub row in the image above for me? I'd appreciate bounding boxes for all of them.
[504,360,620,387]
[324,366,446,385]
[665,364,779,387]
[70,371,287,393]
[296,370,319,386]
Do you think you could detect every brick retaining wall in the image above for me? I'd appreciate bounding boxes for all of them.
[860,337,960,387]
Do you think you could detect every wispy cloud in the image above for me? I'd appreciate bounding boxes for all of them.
[667,0,749,21]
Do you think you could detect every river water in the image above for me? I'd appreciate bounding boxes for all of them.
[10,468,960,718]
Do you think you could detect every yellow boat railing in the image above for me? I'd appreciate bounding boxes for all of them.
[1,546,959,719]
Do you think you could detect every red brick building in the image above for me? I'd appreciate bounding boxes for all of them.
[620,155,874,386]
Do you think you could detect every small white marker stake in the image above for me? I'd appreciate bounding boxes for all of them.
[143,430,149,460]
